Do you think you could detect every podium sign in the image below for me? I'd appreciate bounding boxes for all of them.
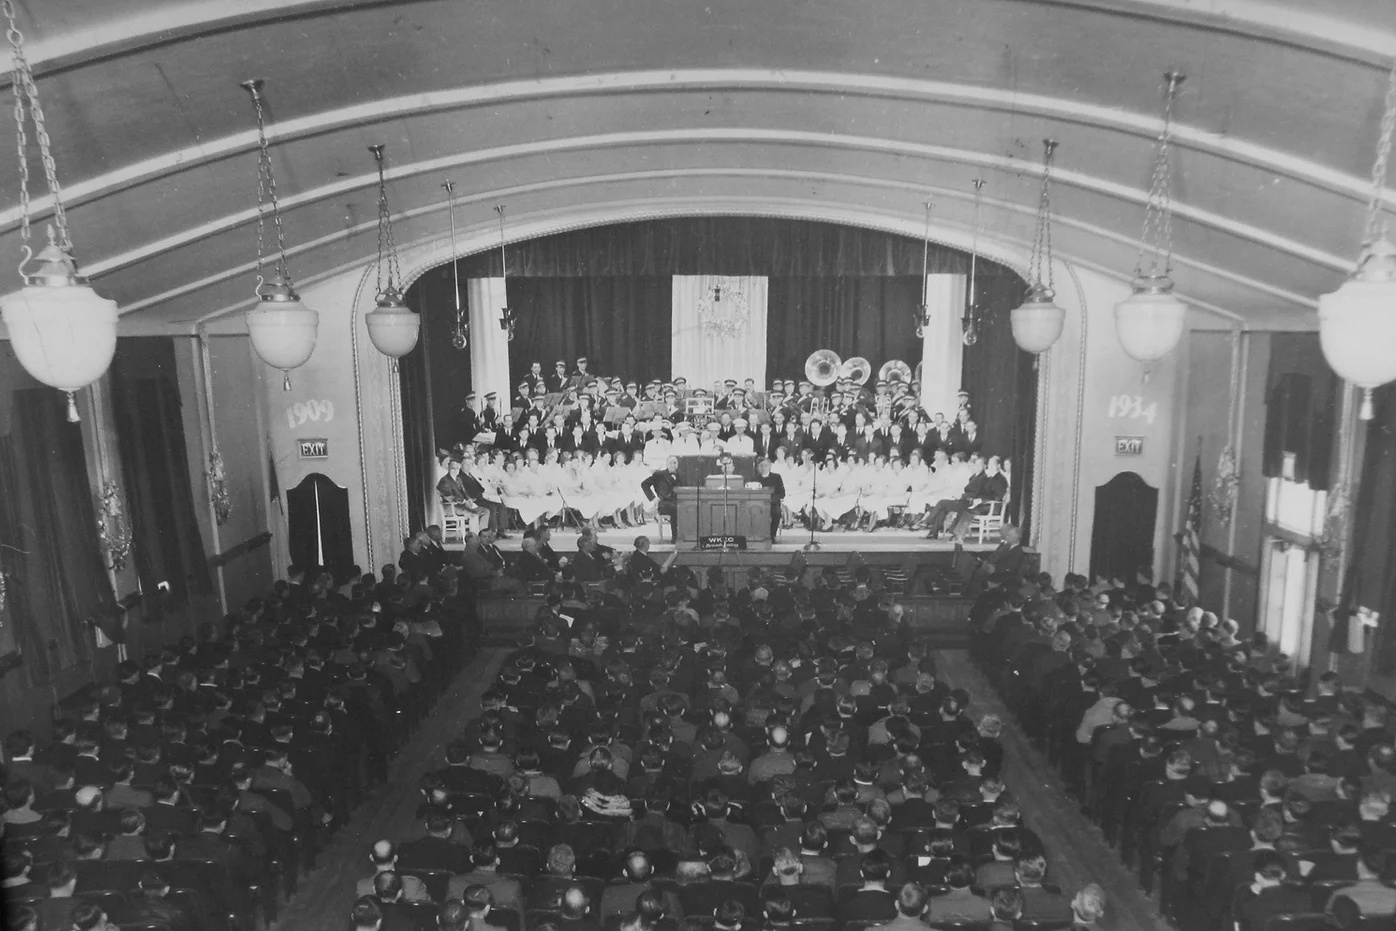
[698,535,748,550]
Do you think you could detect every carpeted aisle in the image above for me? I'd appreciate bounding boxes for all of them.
[270,648,505,931]
[937,650,1171,931]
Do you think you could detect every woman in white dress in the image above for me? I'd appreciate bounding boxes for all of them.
[903,450,934,528]
[563,450,603,529]
[512,451,563,528]
[812,454,855,530]
[784,448,815,527]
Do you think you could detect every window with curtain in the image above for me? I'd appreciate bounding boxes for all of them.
[0,388,111,683]
[1258,477,1325,666]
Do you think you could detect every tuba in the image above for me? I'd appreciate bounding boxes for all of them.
[878,359,913,385]
[840,356,871,385]
[805,349,842,387]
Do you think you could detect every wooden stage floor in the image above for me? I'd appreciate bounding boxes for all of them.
[457,521,997,557]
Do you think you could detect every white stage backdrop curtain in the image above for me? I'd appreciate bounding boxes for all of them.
[466,277,513,412]
[671,275,769,389]
[920,273,966,419]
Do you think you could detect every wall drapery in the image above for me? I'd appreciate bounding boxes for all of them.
[671,275,769,389]
[1351,384,1396,674]
[0,390,111,683]
[110,339,212,619]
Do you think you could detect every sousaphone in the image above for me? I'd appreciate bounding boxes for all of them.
[879,359,913,385]
[840,356,872,385]
[805,349,842,387]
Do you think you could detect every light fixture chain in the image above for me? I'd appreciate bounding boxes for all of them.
[374,153,387,297]
[1137,76,1180,278]
[1043,142,1056,292]
[1363,60,1396,246]
[5,0,71,253]
[250,88,289,281]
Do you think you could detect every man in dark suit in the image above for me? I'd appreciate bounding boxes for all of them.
[438,456,493,530]
[396,811,474,874]
[513,537,558,584]
[640,456,683,543]
[461,530,523,594]
[948,455,1009,540]
[801,417,835,462]
[523,361,546,394]
[547,360,571,394]
[756,457,785,541]
[835,849,898,923]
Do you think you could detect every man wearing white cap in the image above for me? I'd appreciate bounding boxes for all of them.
[725,418,755,456]
[698,420,726,455]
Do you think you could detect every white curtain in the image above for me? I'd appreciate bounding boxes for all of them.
[671,275,768,389]
[466,277,513,412]
[919,274,965,420]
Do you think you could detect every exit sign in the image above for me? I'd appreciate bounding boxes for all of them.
[1114,435,1144,456]
[299,438,329,459]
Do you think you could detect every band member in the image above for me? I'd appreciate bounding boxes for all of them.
[574,356,591,381]
[640,455,683,543]
[455,392,482,447]
[515,381,533,411]
[725,418,756,456]
[548,359,570,393]
[523,360,546,393]
[802,415,836,461]
[481,392,501,428]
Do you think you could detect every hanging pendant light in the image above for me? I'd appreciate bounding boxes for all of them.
[1318,61,1396,421]
[444,181,469,351]
[0,0,117,422]
[1115,72,1189,363]
[963,180,984,346]
[241,79,318,390]
[495,205,516,340]
[364,144,420,362]
[1012,139,1067,354]
[914,201,933,338]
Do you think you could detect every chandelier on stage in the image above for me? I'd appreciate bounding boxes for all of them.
[241,78,319,390]
[0,0,118,422]
[915,201,933,338]
[365,144,420,363]
[1318,60,1396,421]
[495,205,516,341]
[963,180,984,347]
[1012,139,1067,354]
[444,181,468,351]
[698,276,750,339]
[1115,72,1189,363]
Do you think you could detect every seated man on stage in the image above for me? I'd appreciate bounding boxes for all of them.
[922,453,985,539]
[437,455,494,532]
[946,454,1008,541]
[640,455,683,543]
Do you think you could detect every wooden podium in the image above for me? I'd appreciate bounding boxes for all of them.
[675,486,773,550]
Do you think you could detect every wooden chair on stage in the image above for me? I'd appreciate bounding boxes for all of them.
[440,498,483,541]
[970,497,1007,544]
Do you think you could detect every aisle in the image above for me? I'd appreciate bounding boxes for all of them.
[937,650,1170,931]
[270,648,505,931]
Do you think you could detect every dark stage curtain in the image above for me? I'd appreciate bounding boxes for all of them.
[406,268,473,450]
[398,339,433,535]
[0,390,111,683]
[960,272,1035,528]
[506,276,673,385]
[1263,334,1338,490]
[764,276,923,381]
[458,217,991,279]
[110,339,212,618]
[1351,385,1396,673]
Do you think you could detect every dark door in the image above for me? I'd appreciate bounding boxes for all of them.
[1090,471,1158,585]
[286,473,355,581]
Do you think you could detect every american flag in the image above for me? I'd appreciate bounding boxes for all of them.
[1178,455,1202,603]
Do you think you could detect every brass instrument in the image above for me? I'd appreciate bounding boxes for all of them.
[878,359,913,385]
[840,356,871,385]
[805,349,842,387]
[914,361,924,384]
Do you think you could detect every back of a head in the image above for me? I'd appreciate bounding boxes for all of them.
[945,855,974,890]
[462,884,494,914]
[895,882,928,917]
[1015,854,1048,885]
[351,896,384,931]
[437,899,471,931]
[990,887,1024,921]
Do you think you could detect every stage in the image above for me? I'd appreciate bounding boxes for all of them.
[456,521,999,557]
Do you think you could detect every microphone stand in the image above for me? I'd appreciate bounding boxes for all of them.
[804,457,821,552]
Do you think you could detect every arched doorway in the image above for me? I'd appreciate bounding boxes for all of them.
[1090,471,1158,585]
[287,473,355,582]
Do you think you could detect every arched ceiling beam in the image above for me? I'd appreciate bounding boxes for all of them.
[14,0,1395,78]
[2,69,1388,235]
[80,126,1353,288]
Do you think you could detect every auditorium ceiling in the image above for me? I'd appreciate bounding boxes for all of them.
[0,0,1393,334]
